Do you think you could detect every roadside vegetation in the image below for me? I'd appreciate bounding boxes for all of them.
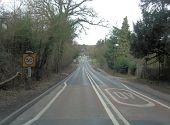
[0,0,104,86]
[89,0,170,82]
[0,0,105,119]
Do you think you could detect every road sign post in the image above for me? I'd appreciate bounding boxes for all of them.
[22,53,36,68]
[27,67,32,78]
[22,51,36,90]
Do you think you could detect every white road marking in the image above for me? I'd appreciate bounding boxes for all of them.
[105,88,155,108]
[123,92,135,99]
[86,69,130,125]
[113,92,129,99]
[82,66,85,72]
[23,82,67,125]
[87,62,170,110]
[120,83,170,109]
[86,71,120,125]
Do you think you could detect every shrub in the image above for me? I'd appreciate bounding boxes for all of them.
[114,57,129,73]
[129,61,136,75]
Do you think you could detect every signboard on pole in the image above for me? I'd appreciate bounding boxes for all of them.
[22,53,36,68]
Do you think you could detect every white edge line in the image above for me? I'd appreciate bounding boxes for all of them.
[120,82,170,109]
[87,69,130,125]
[85,70,120,125]
[23,82,67,125]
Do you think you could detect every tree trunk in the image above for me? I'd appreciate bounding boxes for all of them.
[35,41,51,80]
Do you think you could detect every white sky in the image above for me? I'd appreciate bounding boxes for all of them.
[77,0,142,45]
[1,0,142,45]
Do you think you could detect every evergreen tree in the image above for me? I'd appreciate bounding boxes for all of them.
[117,16,131,57]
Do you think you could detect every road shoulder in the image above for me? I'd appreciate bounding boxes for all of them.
[0,63,77,122]
[94,67,170,105]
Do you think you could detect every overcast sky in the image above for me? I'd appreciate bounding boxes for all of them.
[1,0,142,45]
[77,0,142,45]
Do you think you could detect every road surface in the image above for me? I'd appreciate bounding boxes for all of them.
[9,56,170,125]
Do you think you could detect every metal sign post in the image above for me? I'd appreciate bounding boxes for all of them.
[27,67,32,78]
[22,51,36,89]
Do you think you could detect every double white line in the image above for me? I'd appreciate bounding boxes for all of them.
[23,83,67,125]
[85,69,130,125]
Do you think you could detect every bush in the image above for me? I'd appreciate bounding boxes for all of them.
[0,50,11,81]
[0,51,9,66]
[129,61,136,75]
[114,57,129,74]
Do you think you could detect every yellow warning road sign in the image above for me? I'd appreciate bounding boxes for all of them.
[22,54,36,68]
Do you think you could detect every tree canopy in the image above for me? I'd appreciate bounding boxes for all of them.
[131,1,170,61]
[0,0,104,81]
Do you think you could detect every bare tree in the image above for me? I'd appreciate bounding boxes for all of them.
[27,0,105,31]
[24,0,107,78]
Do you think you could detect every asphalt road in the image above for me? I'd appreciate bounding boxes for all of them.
[9,56,170,125]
